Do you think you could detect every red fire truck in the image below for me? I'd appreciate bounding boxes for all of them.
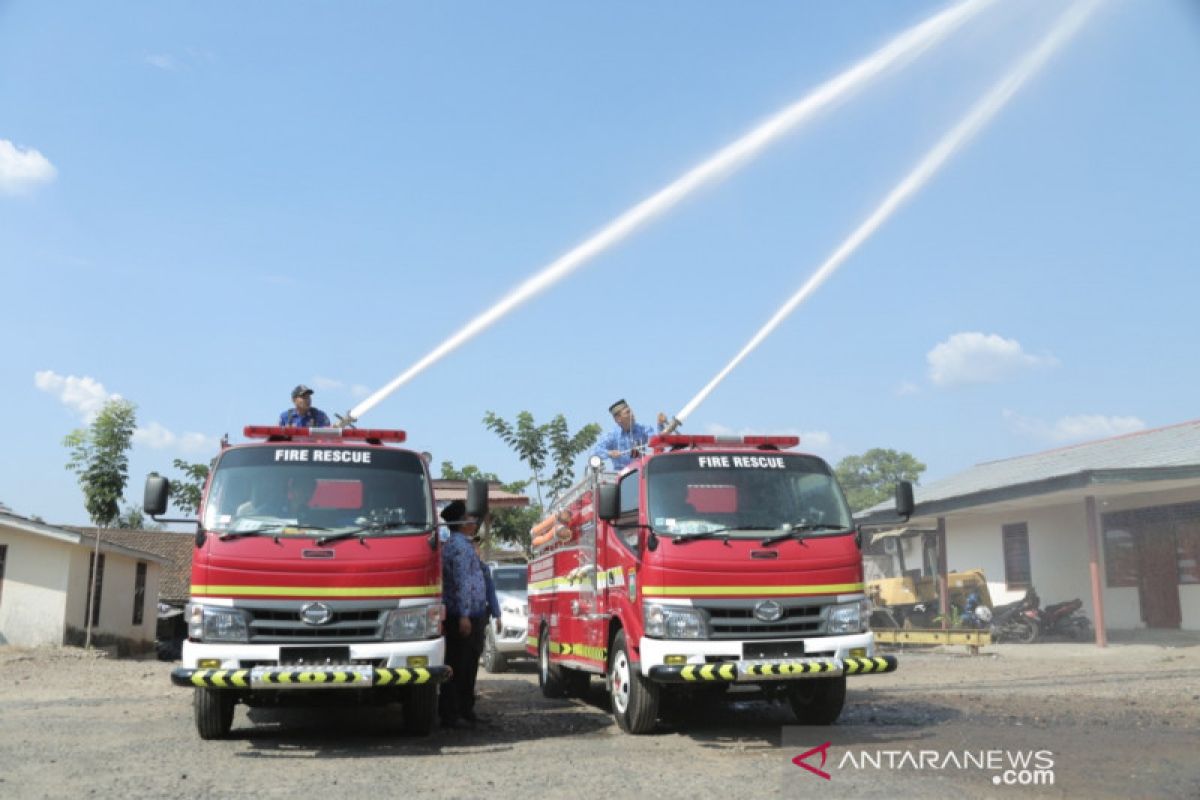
[527,433,909,733]
[144,425,487,739]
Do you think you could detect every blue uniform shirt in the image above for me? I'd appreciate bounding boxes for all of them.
[279,407,332,427]
[593,420,663,470]
[441,531,488,619]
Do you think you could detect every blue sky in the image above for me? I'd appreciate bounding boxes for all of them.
[3,1,1198,524]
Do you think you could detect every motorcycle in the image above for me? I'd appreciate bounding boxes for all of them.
[990,588,1041,643]
[1040,598,1094,641]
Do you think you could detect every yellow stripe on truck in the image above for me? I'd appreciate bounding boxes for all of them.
[641,582,863,598]
[191,584,441,598]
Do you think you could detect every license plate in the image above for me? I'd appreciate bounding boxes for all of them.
[742,640,805,660]
[278,646,351,665]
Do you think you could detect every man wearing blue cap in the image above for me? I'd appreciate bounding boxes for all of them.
[279,385,331,427]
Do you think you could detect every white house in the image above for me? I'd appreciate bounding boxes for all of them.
[0,510,166,653]
[858,419,1200,639]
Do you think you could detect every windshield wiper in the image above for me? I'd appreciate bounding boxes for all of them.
[315,521,424,546]
[671,525,765,545]
[760,523,850,547]
[219,523,330,541]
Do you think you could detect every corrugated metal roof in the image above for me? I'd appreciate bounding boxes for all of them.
[861,418,1200,519]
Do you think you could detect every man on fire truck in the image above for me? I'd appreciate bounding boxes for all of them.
[592,398,669,470]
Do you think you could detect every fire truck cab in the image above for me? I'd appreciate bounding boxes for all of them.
[144,425,488,739]
[527,434,905,734]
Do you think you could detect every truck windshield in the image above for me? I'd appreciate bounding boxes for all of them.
[201,446,432,536]
[646,452,852,538]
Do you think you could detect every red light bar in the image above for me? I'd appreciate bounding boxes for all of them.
[243,426,406,442]
[649,434,799,449]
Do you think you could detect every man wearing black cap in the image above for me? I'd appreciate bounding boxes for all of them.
[592,399,667,470]
[279,385,332,427]
[438,500,489,728]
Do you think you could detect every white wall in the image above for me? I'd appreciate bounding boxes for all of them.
[0,530,71,647]
[65,545,158,646]
[942,494,1200,631]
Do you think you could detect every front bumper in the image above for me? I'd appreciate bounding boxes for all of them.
[647,655,896,683]
[174,638,447,690]
[492,614,530,655]
[171,664,450,689]
[639,632,894,682]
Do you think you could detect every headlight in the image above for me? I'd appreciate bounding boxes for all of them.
[502,602,525,616]
[382,604,443,641]
[187,604,250,643]
[643,603,706,639]
[827,600,870,635]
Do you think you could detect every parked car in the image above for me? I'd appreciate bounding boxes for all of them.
[482,563,529,673]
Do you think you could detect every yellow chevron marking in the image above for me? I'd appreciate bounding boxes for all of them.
[718,664,736,680]
[375,669,393,686]
[561,643,573,656]
[190,671,208,687]
[874,657,888,670]
[190,584,441,598]
[642,582,864,598]
[414,669,430,684]
[681,666,696,681]
[232,671,249,687]
[699,665,714,680]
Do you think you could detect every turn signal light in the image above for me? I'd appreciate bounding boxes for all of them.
[664,655,687,665]
[197,659,222,668]
[406,656,429,668]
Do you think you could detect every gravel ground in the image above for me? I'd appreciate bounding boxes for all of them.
[0,641,1197,799]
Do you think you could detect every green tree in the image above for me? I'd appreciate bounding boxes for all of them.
[116,504,164,531]
[63,398,137,647]
[440,461,541,555]
[482,410,601,507]
[169,458,210,516]
[834,448,926,513]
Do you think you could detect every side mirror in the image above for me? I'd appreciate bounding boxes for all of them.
[895,481,915,521]
[145,474,171,516]
[466,478,489,519]
[596,484,619,521]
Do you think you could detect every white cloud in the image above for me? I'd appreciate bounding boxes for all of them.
[311,376,344,391]
[0,139,57,194]
[34,370,117,422]
[145,54,177,71]
[1003,410,1146,443]
[133,422,217,453]
[927,332,1058,388]
[311,377,372,400]
[35,369,215,453]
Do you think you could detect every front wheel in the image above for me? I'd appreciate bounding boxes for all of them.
[482,627,508,674]
[788,676,847,725]
[539,631,566,698]
[1013,618,1039,644]
[608,631,659,734]
[194,688,234,740]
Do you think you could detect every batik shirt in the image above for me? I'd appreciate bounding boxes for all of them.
[442,532,488,619]
[593,421,662,471]
[279,407,332,427]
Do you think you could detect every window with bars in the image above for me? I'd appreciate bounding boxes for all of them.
[132,562,147,625]
[1002,523,1032,590]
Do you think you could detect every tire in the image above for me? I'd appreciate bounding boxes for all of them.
[1069,620,1094,642]
[538,630,567,698]
[194,688,234,740]
[482,627,507,674]
[1012,618,1039,644]
[608,630,659,734]
[401,685,437,736]
[788,676,847,726]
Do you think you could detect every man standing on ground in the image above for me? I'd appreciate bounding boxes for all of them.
[592,399,668,470]
[279,385,331,427]
[438,500,489,728]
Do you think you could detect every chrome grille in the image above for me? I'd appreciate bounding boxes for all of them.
[697,598,829,639]
[240,600,388,643]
